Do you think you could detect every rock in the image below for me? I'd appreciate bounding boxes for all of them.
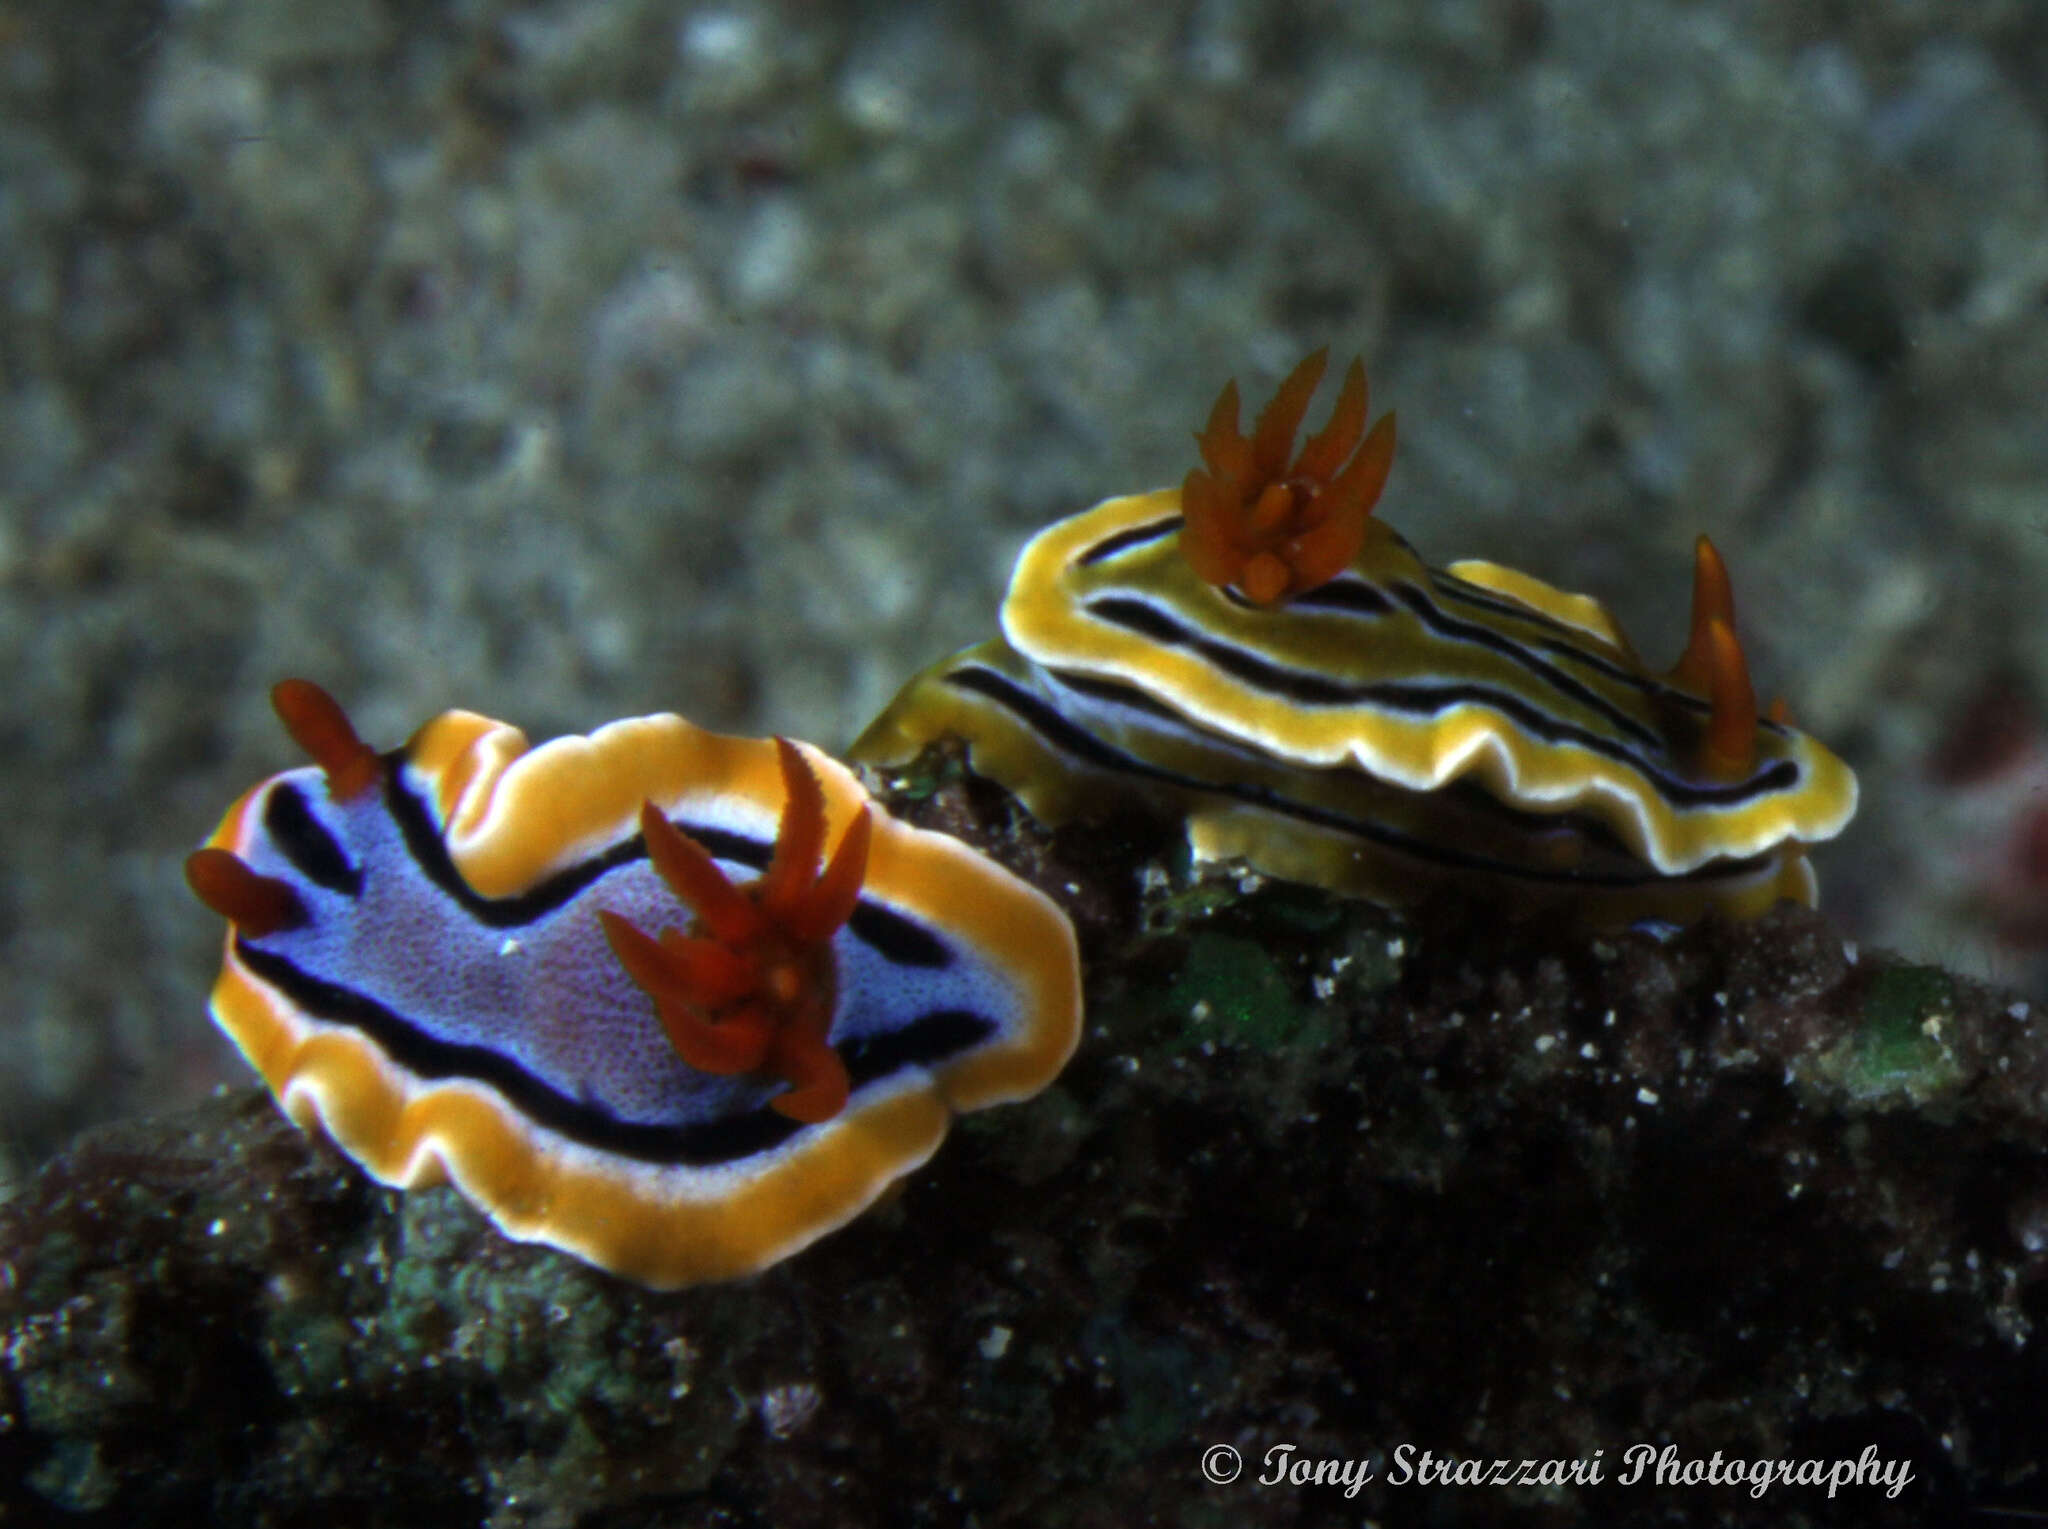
[5,769,2044,1524]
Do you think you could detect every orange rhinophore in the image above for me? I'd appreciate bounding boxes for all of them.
[184,846,305,937]
[1666,537,1760,781]
[271,676,383,801]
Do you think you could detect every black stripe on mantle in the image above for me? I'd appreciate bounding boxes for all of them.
[236,939,995,1168]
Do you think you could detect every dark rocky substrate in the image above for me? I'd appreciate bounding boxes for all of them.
[4,765,2045,1527]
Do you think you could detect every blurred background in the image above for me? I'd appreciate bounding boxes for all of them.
[5,0,2046,1177]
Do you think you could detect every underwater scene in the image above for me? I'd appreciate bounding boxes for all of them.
[4,1,2048,1524]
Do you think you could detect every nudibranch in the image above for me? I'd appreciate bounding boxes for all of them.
[853,350,1857,921]
[853,637,1815,925]
[188,681,1081,1288]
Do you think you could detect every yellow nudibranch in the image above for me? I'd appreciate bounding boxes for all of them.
[854,349,1857,922]
[188,682,1080,1288]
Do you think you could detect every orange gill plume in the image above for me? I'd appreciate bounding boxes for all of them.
[1179,347,1398,606]
[600,738,874,1124]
